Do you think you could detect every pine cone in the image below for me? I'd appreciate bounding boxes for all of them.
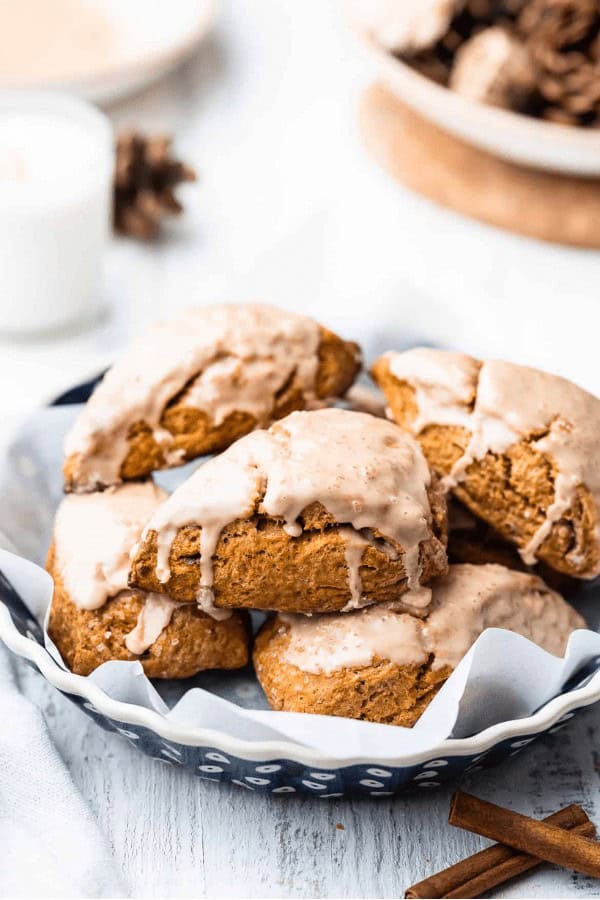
[519,0,598,48]
[463,0,528,25]
[409,47,453,84]
[518,0,600,124]
[399,0,600,127]
[399,0,528,88]
[114,131,197,240]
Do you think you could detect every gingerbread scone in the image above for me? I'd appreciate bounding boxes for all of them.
[130,408,448,616]
[372,348,600,579]
[64,303,361,492]
[254,563,585,727]
[47,482,250,678]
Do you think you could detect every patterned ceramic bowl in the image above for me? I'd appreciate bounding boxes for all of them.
[1,379,600,797]
[2,580,600,797]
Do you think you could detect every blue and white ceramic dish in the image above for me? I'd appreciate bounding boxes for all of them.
[1,379,600,797]
[3,585,600,797]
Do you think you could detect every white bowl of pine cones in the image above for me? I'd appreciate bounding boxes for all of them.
[348,0,600,175]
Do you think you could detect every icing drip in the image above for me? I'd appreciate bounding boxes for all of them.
[398,582,433,614]
[521,471,580,565]
[153,448,264,591]
[280,563,585,675]
[64,303,329,489]
[53,482,168,610]
[51,483,228,667]
[339,528,427,614]
[144,408,436,607]
[340,528,373,611]
[385,348,600,575]
[125,594,179,656]
[197,586,231,621]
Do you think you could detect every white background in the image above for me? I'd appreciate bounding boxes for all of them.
[5,1,600,896]
[2,0,600,445]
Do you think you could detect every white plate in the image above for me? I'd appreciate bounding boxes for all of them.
[348,16,600,176]
[0,0,216,105]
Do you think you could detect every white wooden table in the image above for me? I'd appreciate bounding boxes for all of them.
[5,2,600,896]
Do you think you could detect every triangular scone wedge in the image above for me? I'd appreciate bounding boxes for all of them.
[254,563,585,726]
[64,303,361,492]
[372,348,600,580]
[46,481,250,678]
[130,408,448,615]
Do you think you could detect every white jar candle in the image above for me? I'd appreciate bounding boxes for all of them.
[0,92,113,334]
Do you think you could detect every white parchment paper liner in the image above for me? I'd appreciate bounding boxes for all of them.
[2,404,600,760]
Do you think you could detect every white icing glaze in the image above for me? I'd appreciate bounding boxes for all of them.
[281,605,426,674]
[64,303,337,490]
[143,408,437,609]
[124,593,179,656]
[51,482,227,659]
[353,0,464,54]
[53,481,168,611]
[385,347,479,434]
[383,348,600,575]
[422,563,584,669]
[280,563,585,674]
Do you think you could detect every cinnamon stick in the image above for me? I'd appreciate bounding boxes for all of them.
[449,792,600,880]
[405,803,594,898]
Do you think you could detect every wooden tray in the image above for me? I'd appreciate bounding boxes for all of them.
[360,83,600,249]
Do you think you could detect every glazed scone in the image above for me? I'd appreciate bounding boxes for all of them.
[48,557,250,678]
[130,408,448,615]
[46,482,250,678]
[372,348,600,579]
[254,563,585,727]
[64,303,361,492]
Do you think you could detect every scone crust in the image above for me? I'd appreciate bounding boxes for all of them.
[130,489,448,613]
[46,545,250,678]
[372,356,600,579]
[253,616,450,727]
[64,326,360,490]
